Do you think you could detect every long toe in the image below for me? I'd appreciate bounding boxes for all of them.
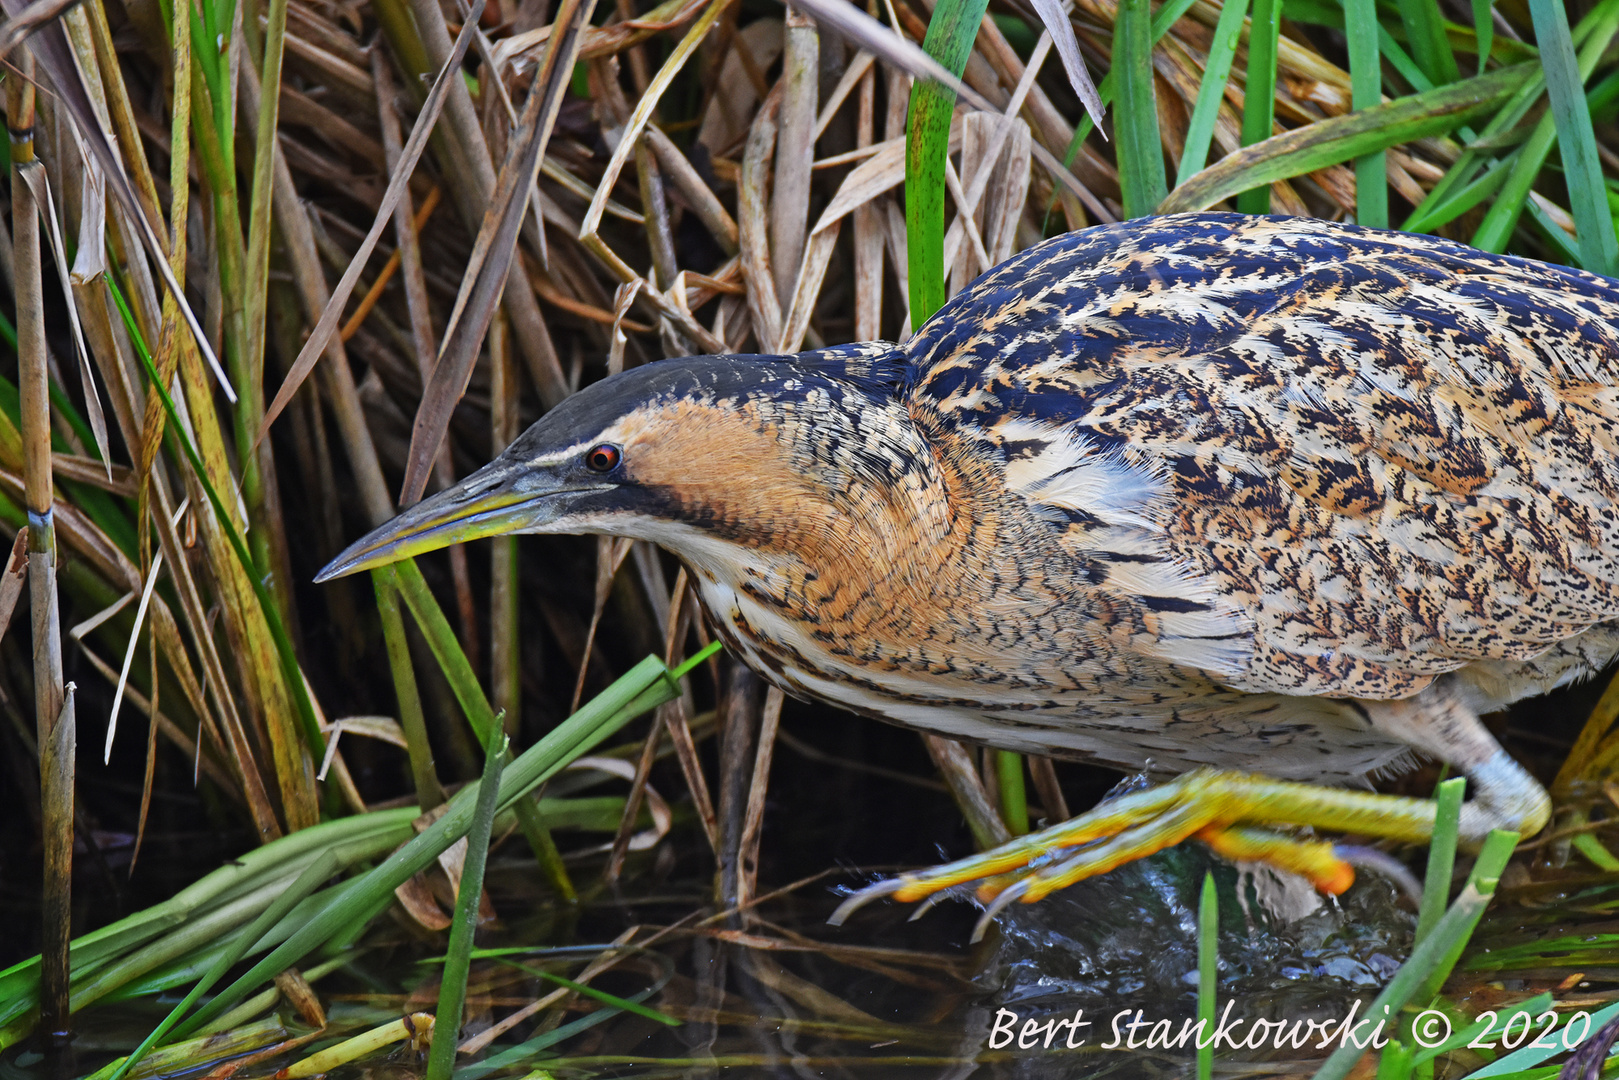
[826,768,1472,929]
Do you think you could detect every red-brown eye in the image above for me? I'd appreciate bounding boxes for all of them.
[585,444,621,472]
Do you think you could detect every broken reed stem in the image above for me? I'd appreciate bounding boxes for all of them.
[1028,754,1069,822]
[11,47,72,1040]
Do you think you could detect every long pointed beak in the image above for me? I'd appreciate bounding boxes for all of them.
[316,462,556,582]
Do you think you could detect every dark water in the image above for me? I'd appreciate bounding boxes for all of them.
[0,838,1415,1080]
[7,688,1584,1080]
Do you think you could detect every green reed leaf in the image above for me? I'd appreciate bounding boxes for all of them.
[906,0,992,324]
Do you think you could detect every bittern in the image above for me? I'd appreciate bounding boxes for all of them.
[322,212,1605,934]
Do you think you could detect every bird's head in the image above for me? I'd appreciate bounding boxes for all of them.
[315,349,919,584]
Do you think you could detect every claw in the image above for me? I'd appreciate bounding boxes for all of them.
[1332,845,1422,903]
[828,877,908,926]
[907,892,948,922]
[971,876,1032,943]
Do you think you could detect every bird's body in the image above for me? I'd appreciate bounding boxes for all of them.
[324,212,1610,915]
[535,213,1619,784]
[635,345,1420,784]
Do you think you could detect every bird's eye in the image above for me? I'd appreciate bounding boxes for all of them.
[585,444,621,473]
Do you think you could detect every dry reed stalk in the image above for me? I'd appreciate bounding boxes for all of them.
[738,685,783,910]
[489,310,520,737]
[853,62,882,340]
[572,535,633,712]
[399,0,591,502]
[1028,755,1070,822]
[778,219,840,351]
[739,87,783,350]
[11,47,73,1040]
[401,0,568,410]
[716,658,765,914]
[75,643,240,795]
[771,6,817,305]
[922,734,1011,850]
[644,125,739,253]
[636,138,680,288]
[603,571,689,881]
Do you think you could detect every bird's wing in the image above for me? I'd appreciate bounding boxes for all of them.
[905,212,1619,699]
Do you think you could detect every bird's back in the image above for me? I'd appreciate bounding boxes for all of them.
[905,213,1619,719]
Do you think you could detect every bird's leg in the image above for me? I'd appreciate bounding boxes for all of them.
[830,680,1550,936]
[1360,677,1551,845]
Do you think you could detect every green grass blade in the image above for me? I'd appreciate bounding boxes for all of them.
[1152,0,1202,40]
[453,997,663,1079]
[1525,196,1584,266]
[1197,871,1216,1080]
[906,0,992,325]
[425,733,505,1080]
[1404,149,1517,233]
[1410,992,1553,1068]
[1344,0,1385,226]
[1399,63,1542,228]
[0,813,415,1030]
[79,1020,288,1080]
[1283,0,1339,28]
[496,961,681,1026]
[1161,64,1532,213]
[1398,0,1460,86]
[1592,68,1619,120]
[1379,27,1436,92]
[1472,0,1619,253]
[1176,0,1249,185]
[1114,0,1166,216]
[167,655,679,1039]
[387,560,575,898]
[673,641,722,679]
[374,570,445,811]
[1573,831,1619,870]
[1063,0,1210,186]
[452,953,677,1080]
[1237,0,1281,213]
[388,560,499,742]
[1413,829,1521,1002]
[241,0,288,438]
[1414,777,1465,949]
[1071,0,1200,150]
[1472,0,1493,74]
[1311,830,1518,1080]
[1375,1038,1412,1080]
[1527,0,1619,275]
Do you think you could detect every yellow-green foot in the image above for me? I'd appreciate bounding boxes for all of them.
[829,761,1541,941]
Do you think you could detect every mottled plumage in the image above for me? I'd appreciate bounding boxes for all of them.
[324,212,1609,905]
